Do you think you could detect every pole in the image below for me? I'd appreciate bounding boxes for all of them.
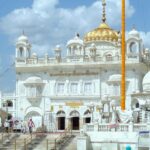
[14,139,16,150]
[24,138,26,150]
[121,0,126,110]
[46,139,48,150]
[55,139,56,150]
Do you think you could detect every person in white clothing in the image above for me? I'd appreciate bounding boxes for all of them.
[4,120,9,133]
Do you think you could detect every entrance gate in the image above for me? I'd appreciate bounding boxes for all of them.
[25,111,42,130]
[56,111,66,130]
[70,110,80,130]
[84,110,91,124]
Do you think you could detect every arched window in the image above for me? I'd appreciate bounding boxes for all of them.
[19,47,24,57]
[7,100,13,107]
[73,46,76,55]
[3,100,13,107]
[136,102,139,108]
[106,54,112,61]
[130,42,137,53]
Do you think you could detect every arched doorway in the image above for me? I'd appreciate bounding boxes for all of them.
[84,110,91,124]
[70,110,80,130]
[25,111,42,129]
[56,111,65,130]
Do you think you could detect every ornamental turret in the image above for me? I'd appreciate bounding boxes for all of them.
[16,32,31,59]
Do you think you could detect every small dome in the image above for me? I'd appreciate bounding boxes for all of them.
[84,23,119,43]
[145,48,150,54]
[54,45,61,51]
[111,100,117,106]
[67,34,83,46]
[143,71,150,92]
[108,74,121,82]
[25,76,43,84]
[128,28,140,38]
[17,34,29,43]
[32,53,37,57]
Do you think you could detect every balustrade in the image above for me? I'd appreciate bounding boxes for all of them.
[85,123,148,132]
[16,53,140,65]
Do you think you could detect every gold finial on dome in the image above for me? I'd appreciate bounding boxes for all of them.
[102,0,106,23]
[83,0,119,43]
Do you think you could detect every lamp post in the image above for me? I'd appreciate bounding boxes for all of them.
[88,102,95,123]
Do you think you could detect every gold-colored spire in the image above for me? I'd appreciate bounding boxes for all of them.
[83,0,119,43]
[102,0,106,23]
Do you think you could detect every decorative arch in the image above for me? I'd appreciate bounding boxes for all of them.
[83,109,91,123]
[131,98,140,109]
[104,51,113,56]
[126,39,140,54]
[84,109,91,115]
[25,107,43,116]
[129,41,138,53]
[104,52,113,61]
[57,110,66,130]
[70,110,80,117]
[56,110,66,117]
[25,111,41,119]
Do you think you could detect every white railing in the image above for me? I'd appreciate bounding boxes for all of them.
[86,124,94,132]
[2,93,16,97]
[117,124,129,132]
[98,124,109,131]
[98,124,129,132]
[16,54,141,65]
[85,123,148,132]
[133,124,147,132]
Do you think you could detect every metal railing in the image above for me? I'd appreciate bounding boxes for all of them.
[0,128,73,150]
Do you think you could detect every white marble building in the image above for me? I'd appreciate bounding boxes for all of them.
[0,0,150,141]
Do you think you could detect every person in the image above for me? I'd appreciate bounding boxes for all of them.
[21,120,24,133]
[4,120,9,133]
[21,120,27,133]
[28,119,35,134]
[9,118,14,132]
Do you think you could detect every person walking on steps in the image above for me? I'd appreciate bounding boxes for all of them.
[28,118,35,134]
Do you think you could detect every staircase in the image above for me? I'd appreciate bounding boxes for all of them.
[25,133,47,150]
[0,133,20,150]
[60,134,76,150]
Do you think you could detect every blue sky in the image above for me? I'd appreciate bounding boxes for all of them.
[0,0,150,92]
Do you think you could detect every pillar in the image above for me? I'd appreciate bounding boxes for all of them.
[80,117,83,129]
[77,134,90,150]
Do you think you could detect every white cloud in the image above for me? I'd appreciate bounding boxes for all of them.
[0,0,135,56]
[139,32,150,48]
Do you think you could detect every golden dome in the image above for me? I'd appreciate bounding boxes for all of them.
[84,23,119,43]
[84,0,119,43]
